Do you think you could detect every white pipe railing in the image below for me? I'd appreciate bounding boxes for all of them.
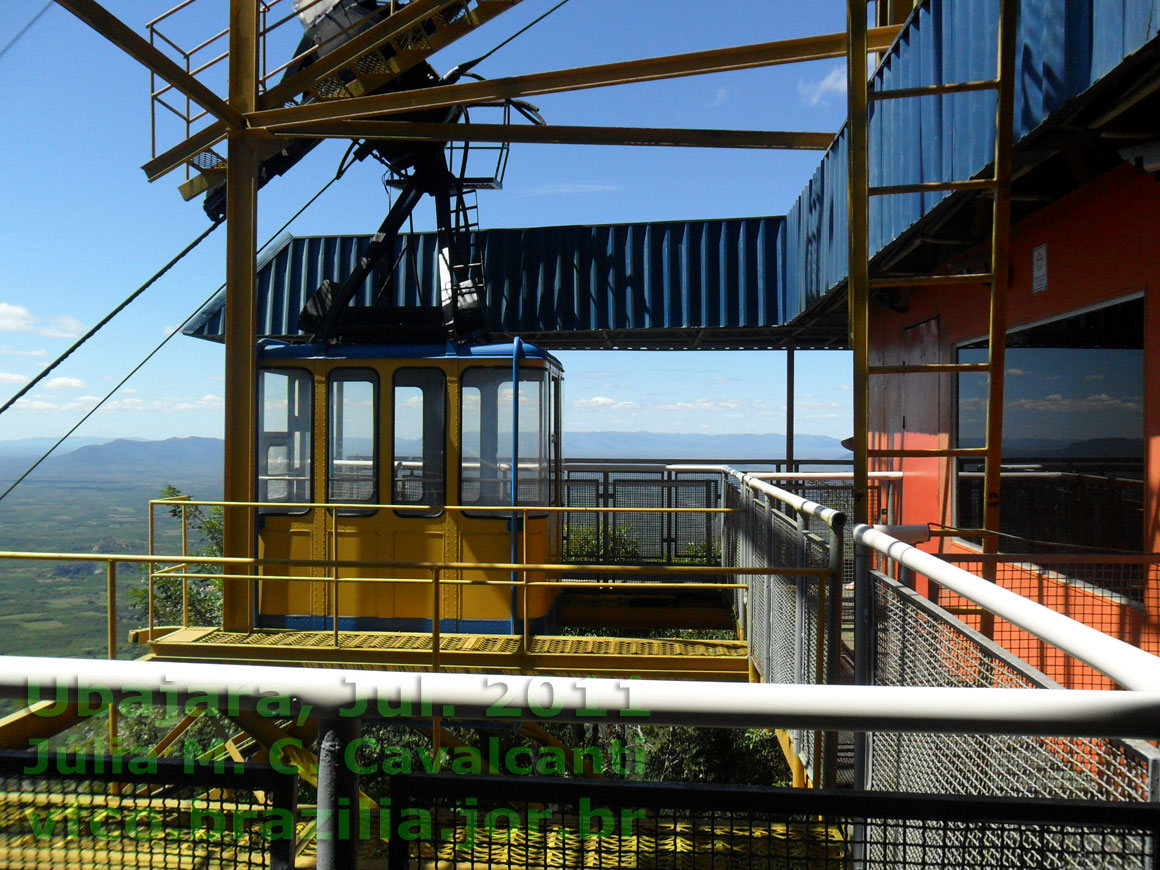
[667,464,847,529]
[854,524,1160,692]
[5,655,1160,739]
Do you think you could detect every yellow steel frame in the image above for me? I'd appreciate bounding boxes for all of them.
[846,0,1018,619]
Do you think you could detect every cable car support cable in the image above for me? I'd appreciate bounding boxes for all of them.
[0,170,345,505]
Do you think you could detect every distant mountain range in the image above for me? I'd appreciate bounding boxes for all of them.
[0,432,848,483]
[2,432,1144,482]
[564,431,849,460]
[0,436,222,483]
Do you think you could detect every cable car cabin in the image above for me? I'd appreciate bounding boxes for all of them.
[255,341,564,634]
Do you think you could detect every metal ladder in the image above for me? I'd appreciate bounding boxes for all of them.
[845,0,1018,611]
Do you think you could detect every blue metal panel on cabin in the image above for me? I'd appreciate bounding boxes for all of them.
[184,218,786,341]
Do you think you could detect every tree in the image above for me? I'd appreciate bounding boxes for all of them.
[128,485,222,626]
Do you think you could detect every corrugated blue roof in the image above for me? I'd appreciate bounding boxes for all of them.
[186,0,1159,347]
[784,0,1160,316]
[184,217,796,347]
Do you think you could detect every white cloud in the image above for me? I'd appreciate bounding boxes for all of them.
[517,183,623,198]
[835,384,851,392]
[705,86,729,109]
[1006,368,1029,376]
[0,346,45,357]
[574,395,639,411]
[0,303,85,338]
[172,394,223,411]
[700,375,740,387]
[0,371,29,385]
[14,398,58,411]
[658,398,738,412]
[44,376,85,390]
[797,65,846,106]
[39,316,86,339]
[0,303,34,333]
[1007,393,1140,414]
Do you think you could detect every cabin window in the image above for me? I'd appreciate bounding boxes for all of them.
[956,296,1144,555]
[392,368,445,513]
[551,374,563,506]
[258,368,312,507]
[328,370,377,503]
[461,367,550,508]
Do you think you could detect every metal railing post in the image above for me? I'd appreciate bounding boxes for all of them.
[180,502,189,627]
[432,567,441,672]
[793,511,807,755]
[823,520,845,789]
[316,714,360,870]
[853,542,871,792]
[107,560,118,754]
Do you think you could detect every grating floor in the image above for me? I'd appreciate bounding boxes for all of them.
[291,818,849,870]
[146,629,751,681]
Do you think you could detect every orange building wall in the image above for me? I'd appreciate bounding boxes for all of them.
[867,163,1160,681]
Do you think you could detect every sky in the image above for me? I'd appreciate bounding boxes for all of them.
[0,0,854,445]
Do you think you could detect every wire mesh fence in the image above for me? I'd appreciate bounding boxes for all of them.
[561,466,722,565]
[722,477,846,788]
[0,751,296,869]
[938,553,1160,689]
[387,772,1160,869]
[864,569,1160,811]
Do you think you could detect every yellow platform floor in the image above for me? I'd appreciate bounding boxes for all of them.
[298,818,849,869]
[144,629,751,681]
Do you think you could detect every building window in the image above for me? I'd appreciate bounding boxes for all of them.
[956,297,1144,554]
[461,367,550,508]
[328,369,377,503]
[258,368,312,507]
[392,368,445,512]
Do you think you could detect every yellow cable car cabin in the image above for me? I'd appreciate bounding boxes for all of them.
[255,339,564,634]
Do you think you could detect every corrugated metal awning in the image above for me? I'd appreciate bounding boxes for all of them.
[183,218,848,350]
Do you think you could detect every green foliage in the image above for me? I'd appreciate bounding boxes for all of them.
[674,539,722,564]
[564,524,641,563]
[128,485,223,627]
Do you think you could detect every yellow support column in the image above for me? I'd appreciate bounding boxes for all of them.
[222,0,260,632]
[979,0,1018,638]
[846,1,871,528]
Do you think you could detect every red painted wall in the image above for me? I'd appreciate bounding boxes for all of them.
[868,163,1160,683]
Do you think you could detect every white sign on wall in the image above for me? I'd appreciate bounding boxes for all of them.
[1032,243,1048,293]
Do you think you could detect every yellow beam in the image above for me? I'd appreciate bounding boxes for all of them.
[221,0,259,633]
[248,26,903,128]
[55,0,243,128]
[266,0,517,110]
[0,701,82,749]
[846,2,871,527]
[142,0,523,182]
[270,120,836,150]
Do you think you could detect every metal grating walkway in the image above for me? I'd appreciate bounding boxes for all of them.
[146,629,750,681]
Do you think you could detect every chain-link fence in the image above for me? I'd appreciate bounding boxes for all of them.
[387,772,1160,870]
[561,465,722,565]
[859,566,1160,866]
[0,751,296,869]
[721,473,847,788]
[939,553,1160,689]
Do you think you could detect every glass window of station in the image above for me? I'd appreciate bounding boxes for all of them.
[257,369,312,507]
[956,296,1144,554]
[461,367,555,509]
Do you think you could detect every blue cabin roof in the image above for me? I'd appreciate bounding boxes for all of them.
[259,339,563,369]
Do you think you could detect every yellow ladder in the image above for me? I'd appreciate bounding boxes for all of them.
[846,0,1018,617]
